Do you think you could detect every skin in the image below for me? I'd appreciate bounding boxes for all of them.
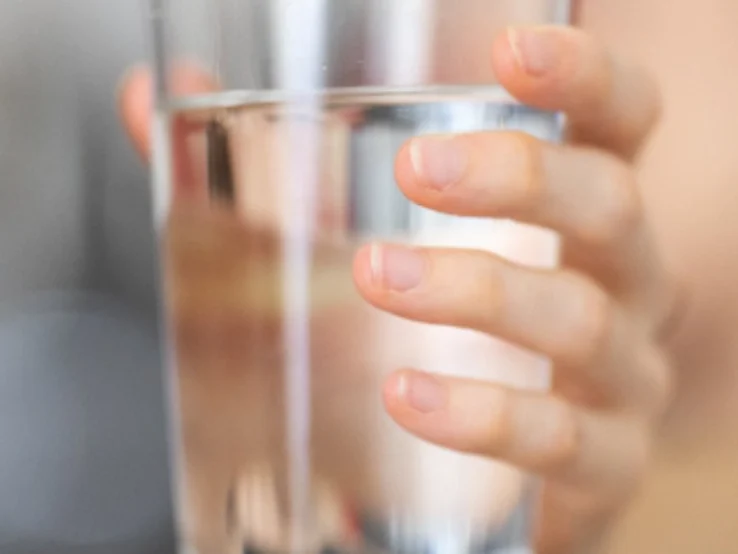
[118,2,738,552]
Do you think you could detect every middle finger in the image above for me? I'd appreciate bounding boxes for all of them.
[353,245,670,413]
[394,131,668,310]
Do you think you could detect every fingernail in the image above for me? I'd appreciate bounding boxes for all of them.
[410,135,468,189]
[507,27,558,77]
[398,372,448,413]
[370,244,426,292]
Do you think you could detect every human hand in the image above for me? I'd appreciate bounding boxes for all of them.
[119,25,677,554]
[348,26,676,554]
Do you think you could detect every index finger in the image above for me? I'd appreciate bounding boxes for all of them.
[492,26,662,159]
[118,64,218,159]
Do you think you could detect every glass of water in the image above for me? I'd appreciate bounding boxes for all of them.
[149,1,571,553]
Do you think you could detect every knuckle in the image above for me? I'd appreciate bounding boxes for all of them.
[478,389,515,455]
[583,38,615,112]
[625,65,663,145]
[537,399,581,471]
[583,157,642,246]
[641,70,664,134]
[556,273,615,367]
[626,342,675,416]
[464,253,508,331]
[655,278,690,343]
[501,131,544,213]
[481,391,581,473]
[611,423,653,496]
[645,348,676,417]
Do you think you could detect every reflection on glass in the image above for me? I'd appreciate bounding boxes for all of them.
[160,87,560,554]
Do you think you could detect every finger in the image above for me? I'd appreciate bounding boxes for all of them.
[397,132,639,247]
[383,370,649,490]
[117,63,218,159]
[119,64,221,207]
[394,131,666,301]
[118,65,152,159]
[354,244,672,412]
[491,26,661,158]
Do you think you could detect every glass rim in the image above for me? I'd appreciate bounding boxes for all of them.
[147,0,575,104]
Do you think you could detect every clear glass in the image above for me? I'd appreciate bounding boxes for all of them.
[149,2,570,554]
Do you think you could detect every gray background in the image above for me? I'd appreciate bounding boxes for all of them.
[0,0,173,552]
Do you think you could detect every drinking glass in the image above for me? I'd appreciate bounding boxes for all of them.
[148,1,571,553]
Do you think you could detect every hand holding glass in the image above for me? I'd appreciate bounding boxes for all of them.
[151,1,569,553]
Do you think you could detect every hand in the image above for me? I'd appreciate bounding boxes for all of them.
[119,26,677,554]
[350,27,675,554]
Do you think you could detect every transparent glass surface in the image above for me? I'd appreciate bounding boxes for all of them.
[149,2,570,553]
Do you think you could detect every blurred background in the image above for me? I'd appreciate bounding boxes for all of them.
[0,1,173,552]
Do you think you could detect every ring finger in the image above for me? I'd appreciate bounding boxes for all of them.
[353,245,670,413]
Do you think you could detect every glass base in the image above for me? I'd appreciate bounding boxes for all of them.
[234,492,535,554]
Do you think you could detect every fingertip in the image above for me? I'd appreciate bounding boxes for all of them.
[382,370,409,411]
[394,135,470,207]
[117,64,151,104]
[393,141,418,193]
[491,29,523,87]
[382,370,474,454]
[352,243,377,295]
[491,26,582,110]
[118,64,153,160]
[382,369,441,425]
[385,369,450,415]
